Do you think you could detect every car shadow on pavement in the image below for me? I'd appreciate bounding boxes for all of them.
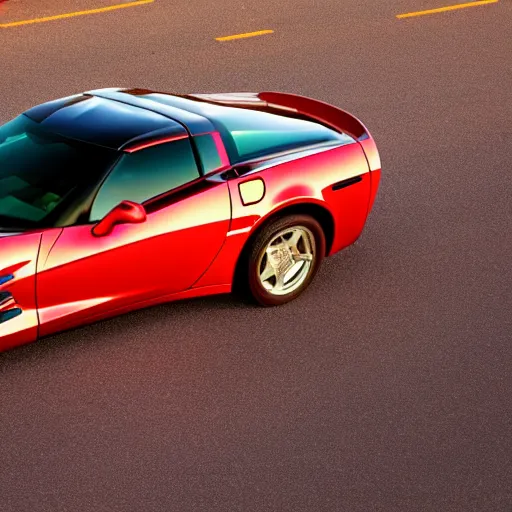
[0,292,252,368]
[0,246,368,369]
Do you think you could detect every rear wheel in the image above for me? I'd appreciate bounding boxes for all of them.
[240,214,326,306]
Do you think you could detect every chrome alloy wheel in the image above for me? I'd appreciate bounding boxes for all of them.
[257,225,316,296]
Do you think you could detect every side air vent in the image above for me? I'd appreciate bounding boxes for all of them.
[0,274,14,286]
[0,308,22,324]
[0,289,22,325]
[0,291,14,307]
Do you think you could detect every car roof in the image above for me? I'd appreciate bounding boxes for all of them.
[23,88,351,159]
[23,89,216,151]
[101,89,353,163]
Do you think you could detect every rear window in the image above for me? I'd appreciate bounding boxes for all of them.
[210,107,353,163]
[135,93,353,164]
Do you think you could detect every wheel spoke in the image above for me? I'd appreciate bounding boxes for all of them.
[260,258,276,282]
[274,271,286,290]
[287,229,303,251]
[293,252,313,262]
[287,229,313,262]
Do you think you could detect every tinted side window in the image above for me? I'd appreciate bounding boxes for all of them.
[194,134,222,174]
[90,138,199,221]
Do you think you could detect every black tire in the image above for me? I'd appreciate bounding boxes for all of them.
[237,214,326,306]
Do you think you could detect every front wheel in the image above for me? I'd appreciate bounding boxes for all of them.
[241,214,326,306]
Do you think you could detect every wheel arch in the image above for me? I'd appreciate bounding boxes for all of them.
[232,201,335,288]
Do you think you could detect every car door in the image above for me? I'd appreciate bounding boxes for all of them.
[36,137,231,337]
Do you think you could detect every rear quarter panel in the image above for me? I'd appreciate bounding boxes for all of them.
[231,142,372,253]
[195,142,372,288]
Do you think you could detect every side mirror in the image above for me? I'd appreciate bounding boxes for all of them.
[92,200,147,237]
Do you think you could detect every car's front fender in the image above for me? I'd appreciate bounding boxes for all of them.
[0,231,41,351]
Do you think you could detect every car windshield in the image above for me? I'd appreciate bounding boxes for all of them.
[0,114,119,229]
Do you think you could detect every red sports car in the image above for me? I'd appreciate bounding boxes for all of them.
[0,88,381,352]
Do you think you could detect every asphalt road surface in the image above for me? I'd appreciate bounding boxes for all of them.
[1,1,511,511]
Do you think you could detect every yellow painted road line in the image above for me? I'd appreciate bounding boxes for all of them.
[0,0,154,28]
[216,30,274,41]
[397,0,499,19]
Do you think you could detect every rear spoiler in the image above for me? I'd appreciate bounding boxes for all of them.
[260,92,380,173]
[258,91,369,142]
[187,91,381,172]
